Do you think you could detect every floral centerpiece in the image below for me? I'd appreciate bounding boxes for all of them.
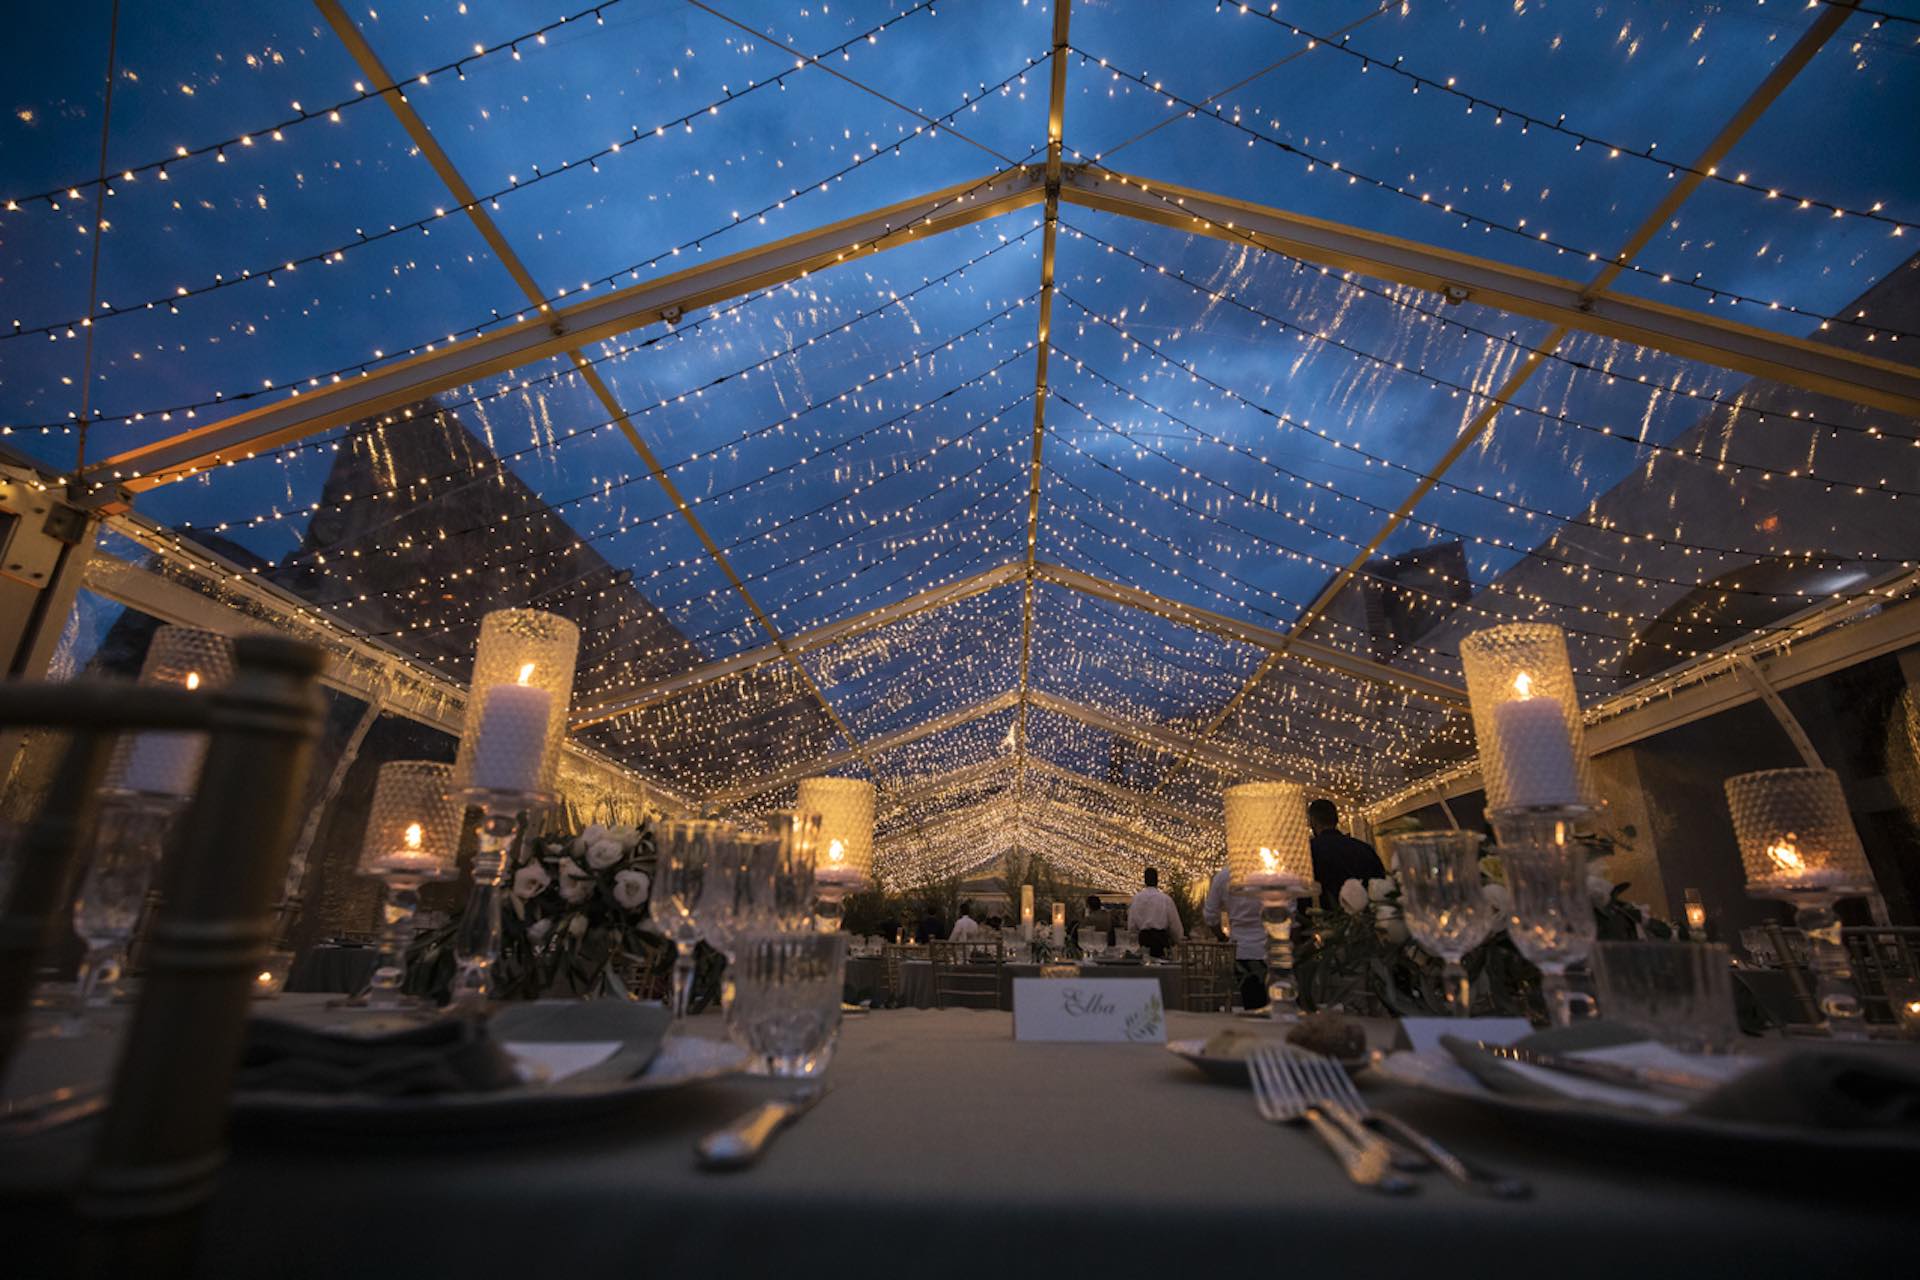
[407,818,696,1001]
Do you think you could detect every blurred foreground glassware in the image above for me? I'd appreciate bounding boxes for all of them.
[70,793,182,1014]
[756,811,820,932]
[650,819,716,1019]
[359,762,461,1007]
[1725,767,1874,1038]
[1592,941,1739,1053]
[1491,807,1599,1027]
[1387,831,1493,1016]
[726,931,848,1077]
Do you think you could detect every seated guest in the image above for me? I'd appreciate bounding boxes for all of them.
[1204,864,1267,1009]
[1127,866,1185,958]
[985,914,1004,934]
[1307,799,1386,912]
[916,903,944,944]
[949,901,984,941]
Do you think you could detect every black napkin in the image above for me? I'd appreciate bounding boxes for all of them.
[236,1014,521,1097]
[1687,1052,1920,1132]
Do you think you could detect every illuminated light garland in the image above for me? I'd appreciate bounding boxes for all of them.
[2,1,636,212]
[4,0,979,346]
[1203,0,1917,235]
[1061,221,1917,450]
[1073,55,1920,342]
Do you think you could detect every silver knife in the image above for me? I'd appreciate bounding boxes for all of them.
[695,1083,828,1169]
[1473,1041,1721,1098]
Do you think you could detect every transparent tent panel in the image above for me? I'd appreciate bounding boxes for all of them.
[1027,580,1260,724]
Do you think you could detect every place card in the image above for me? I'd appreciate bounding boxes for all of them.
[1012,978,1166,1043]
[1397,1017,1531,1058]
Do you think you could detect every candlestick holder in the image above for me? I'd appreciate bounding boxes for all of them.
[452,786,554,1003]
[1490,804,1603,1026]
[1725,767,1875,1038]
[797,776,874,933]
[1460,622,1594,812]
[359,762,462,1007]
[1224,781,1315,1020]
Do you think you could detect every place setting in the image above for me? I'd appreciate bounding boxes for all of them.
[0,0,1916,1270]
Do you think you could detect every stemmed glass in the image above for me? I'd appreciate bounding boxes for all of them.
[1388,831,1493,1016]
[70,795,181,1016]
[751,811,820,933]
[1501,843,1596,1027]
[649,819,716,1019]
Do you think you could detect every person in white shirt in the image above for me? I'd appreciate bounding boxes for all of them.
[948,902,983,942]
[1204,865,1268,1010]
[1126,867,1185,958]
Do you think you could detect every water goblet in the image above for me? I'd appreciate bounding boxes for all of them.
[1591,941,1738,1052]
[650,819,717,1019]
[1387,830,1493,1016]
[755,811,820,932]
[726,931,849,1077]
[1501,843,1595,1027]
[71,794,182,1015]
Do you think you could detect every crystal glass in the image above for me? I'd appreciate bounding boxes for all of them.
[726,931,848,1077]
[358,761,461,1007]
[1459,622,1593,811]
[453,608,580,795]
[71,794,182,1012]
[1500,843,1596,1027]
[757,810,821,932]
[1725,767,1874,1037]
[107,624,236,801]
[1592,942,1738,1053]
[650,819,717,1018]
[450,787,550,1003]
[701,823,776,963]
[1078,926,1103,960]
[798,776,873,929]
[1223,780,1313,1020]
[1387,830,1493,1016]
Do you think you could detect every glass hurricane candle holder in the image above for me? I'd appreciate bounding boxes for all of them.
[1460,623,1592,812]
[1224,781,1314,1020]
[1725,767,1875,1038]
[1491,805,1602,1026]
[1386,830,1493,1016]
[359,762,462,1007]
[107,624,237,802]
[453,608,580,795]
[798,776,873,931]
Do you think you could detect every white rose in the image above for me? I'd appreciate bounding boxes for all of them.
[567,913,589,939]
[1482,882,1512,920]
[585,838,625,870]
[1366,877,1395,903]
[511,863,551,902]
[607,824,642,849]
[1380,917,1409,946]
[1337,879,1368,914]
[1587,875,1614,907]
[613,868,651,911]
[557,857,593,904]
[527,918,554,944]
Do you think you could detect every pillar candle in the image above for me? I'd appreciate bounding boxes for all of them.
[1020,885,1035,940]
[470,681,553,793]
[815,835,863,890]
[1491,673,1581,807]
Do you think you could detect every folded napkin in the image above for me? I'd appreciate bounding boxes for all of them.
[1687,1052,1920,1132]
[236,1015,521,1097]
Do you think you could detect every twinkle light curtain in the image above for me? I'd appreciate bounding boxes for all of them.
[5,0,1915,887]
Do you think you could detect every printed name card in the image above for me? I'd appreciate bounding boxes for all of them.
[1012,978,1166,1043]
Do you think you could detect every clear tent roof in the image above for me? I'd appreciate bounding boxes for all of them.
[5,0,1918,889]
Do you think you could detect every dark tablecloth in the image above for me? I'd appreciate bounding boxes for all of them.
[284,945,378,995]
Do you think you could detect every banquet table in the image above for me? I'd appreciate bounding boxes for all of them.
[893,960,1188,1009]
[283,944,378,995]
[2,1000,1904,1277]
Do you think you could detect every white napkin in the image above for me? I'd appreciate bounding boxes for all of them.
[1487,1043,1760,1116]
[503,1040,622,1085]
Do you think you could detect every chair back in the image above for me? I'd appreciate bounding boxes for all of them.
[1177,940,1235,1012]
[882,942,924,1006]
[1765,923,1920,1028]
[928,938,1006,1010]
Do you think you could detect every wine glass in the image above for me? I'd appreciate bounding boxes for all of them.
[70,795,181,1017]
[650,819,716,1019]
[755,811,820,932]
[1387,831,1493,1016]
[1502,844,1596,1026]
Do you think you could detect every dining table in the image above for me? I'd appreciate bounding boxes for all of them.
[0,999,1906,1277]
[891,959,1190,1010]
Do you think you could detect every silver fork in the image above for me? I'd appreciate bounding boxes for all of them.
[1248,1047,1413,1194]
[1285,1049,1531,1199]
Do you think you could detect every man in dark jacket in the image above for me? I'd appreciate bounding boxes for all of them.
[1307,798,1385,911]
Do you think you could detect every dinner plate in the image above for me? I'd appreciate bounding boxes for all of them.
[1370,1048,1920,1160]
[231,1008,749,1135]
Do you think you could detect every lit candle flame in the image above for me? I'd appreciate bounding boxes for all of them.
[256,971,273,985]
[185,671,202,691]
[516,662,536,686]
[1512,671,1534,699]
[404,821,423,851]
[827,837,846,865]
[1767,835,1806,875]
[1258,847,1278,874]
